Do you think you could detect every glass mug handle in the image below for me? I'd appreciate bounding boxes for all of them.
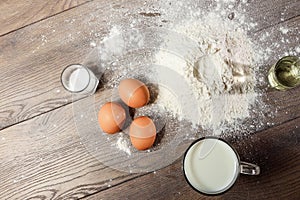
[240,161,260,175]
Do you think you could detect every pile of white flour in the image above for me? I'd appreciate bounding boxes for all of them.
[96,3,265,138]
[153,14,257,135]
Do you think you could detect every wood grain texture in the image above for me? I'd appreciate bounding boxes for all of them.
[0,0,299,199]
[245,0,299,33]
[0,89,139,199]
[1,86,298,200]
[0,0,299,130]
[0,0,153,130]
[0,0,91,36]
[83,118,300,200]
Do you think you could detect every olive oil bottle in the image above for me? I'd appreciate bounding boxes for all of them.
[268,56,300,90]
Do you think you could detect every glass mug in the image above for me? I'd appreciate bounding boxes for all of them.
[61,64,99,95]
[183,137,260,195]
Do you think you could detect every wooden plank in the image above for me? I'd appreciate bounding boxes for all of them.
[0,0,149,130]
[244,0,299,33]
[0,64,299,199]
[0,0,299,130]
[0,89,139,199]
[0,85,299,199]
[0,0,92,36]
[0,0,299,199]
[82,117,300,200]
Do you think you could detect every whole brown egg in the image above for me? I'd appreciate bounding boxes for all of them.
[129,116,156,150]
[118,78,150,108]
[98,102,126,134]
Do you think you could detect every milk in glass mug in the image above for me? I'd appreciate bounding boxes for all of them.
[183,137,260,195]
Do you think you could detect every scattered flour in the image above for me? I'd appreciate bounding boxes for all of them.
[116,133,131,155]
[279,27,289,34]
[99,15,258,137]
[153,14,257,134]
[101,26,125,59]
[83,1,298,157]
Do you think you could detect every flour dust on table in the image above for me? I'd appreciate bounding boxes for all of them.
[154,14,258,135]
[73,0,285,169]
[94,15,262,137]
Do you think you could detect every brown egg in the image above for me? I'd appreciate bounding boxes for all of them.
[129,116,156,150]
[98,102,126,134]
[118,78,150,108]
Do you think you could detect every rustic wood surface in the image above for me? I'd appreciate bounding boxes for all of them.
[0,0,299,199]
[0,0,91,36]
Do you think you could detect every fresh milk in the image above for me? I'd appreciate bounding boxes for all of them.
[67,66,99,94]
[69,68,90,92]
[184,138,239,194]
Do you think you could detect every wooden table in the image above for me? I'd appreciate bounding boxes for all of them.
[0,0,299,199]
